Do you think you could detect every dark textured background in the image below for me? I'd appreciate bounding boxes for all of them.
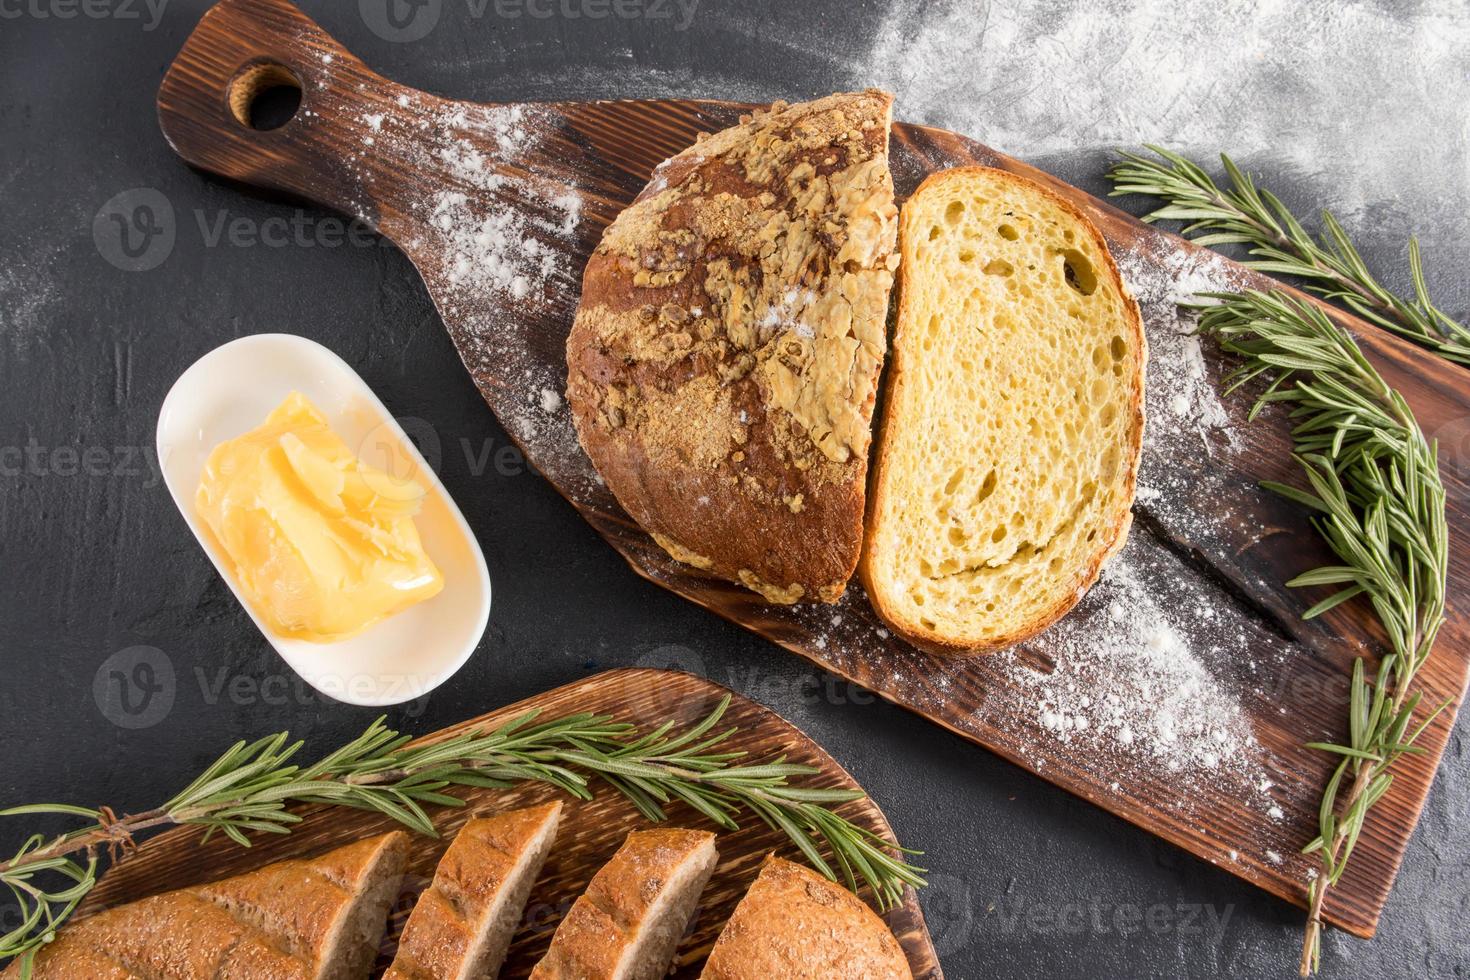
[2,1,1467,978]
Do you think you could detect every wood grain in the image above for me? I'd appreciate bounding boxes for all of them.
[80,669,941,979]
[154,0,1470,941]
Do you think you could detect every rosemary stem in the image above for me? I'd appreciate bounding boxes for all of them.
[0,810,171,877]
[1299,763,1375,975]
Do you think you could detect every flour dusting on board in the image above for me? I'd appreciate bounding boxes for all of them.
[1116,245,1246,452]
[394,100,584,315]
[335,86,592,488]
[998,540,1273,794]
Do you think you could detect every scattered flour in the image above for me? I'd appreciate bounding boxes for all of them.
[862,0,1470,227]
[1112,245,1263,557]
[326,82,595,491]
[0,245,62,354]
[996,539,1268,788]
[1115,244,1246,453]
[399,102,584,309]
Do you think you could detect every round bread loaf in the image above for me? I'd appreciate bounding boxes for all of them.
[567,92,899,604]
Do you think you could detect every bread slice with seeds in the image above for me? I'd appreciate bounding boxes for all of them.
[699,856,911,979]
[9,832,410,980]
[567,92,899,605]
[529,828,718,980]
[861,166,1146,653]
[384,801,562,980]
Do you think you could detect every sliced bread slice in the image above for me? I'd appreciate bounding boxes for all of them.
[699,856,911,979]
[11,832,410,980]
[385,801,563,980]
[862,166,1146,653]
[529,828,718,980]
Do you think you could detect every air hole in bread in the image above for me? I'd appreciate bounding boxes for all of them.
[983,258,1014,277]
[991,525,1007,543]
[997,223,1019,241]
[976,470,997,503]
[944,467,966,495]
[958,249,976,263]
[1061,248,1097,296]
[928,225,941,240]
[944,200,965,224]
[1110,334,1128,361]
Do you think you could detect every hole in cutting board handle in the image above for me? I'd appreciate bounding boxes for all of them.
[228,62,303,132]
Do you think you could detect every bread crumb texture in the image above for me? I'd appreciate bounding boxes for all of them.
[568,92,898,603]
[865,167,1145,649]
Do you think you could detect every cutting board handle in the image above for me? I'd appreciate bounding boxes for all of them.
[157,0,411,227]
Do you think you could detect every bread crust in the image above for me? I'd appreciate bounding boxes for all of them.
[859,166,1147,656]
[385,802,562,980]
[700,856,911,979]
[567,92,899,605]
[9,832,410,980]
[530,828,718,980]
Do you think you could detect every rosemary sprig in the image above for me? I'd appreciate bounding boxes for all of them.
[1109,146,1470,366]
[1195,289,1450,976]
[0,697,924,970]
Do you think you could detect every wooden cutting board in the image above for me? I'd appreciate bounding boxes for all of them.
[156,0,1470,941]
[81,669,941,978]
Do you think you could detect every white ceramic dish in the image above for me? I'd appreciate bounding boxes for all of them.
[157,334,491,707]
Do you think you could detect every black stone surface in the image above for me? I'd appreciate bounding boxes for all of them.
[1,2,1466,978]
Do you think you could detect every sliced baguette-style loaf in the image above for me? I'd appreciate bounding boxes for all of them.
[385,801,562,980]
[862,166,1146,653]
[10,832,410,980]
[700,857,911,980]
[567,92,899,605]
[530,828,718,980]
